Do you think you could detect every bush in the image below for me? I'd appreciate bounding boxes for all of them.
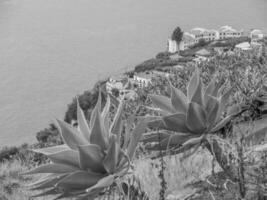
[155,51,171,60]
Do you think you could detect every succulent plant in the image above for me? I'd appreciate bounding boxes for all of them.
[143,67,238,154]
[24,93,146,200]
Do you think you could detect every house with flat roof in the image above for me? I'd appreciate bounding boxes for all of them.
[235,42,252,51]
[218,25,244,39]
[191,28,219,42]
[105,75,128,94]
[133,72,153,88]
[179,32,196,50]
[250,29,264,41]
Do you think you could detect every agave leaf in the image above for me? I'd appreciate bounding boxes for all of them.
[122,120,131,149]
[205,95,219,115]
[102,95,111,132]
[78,144,106,173]
[204,77,216,102]
[215,87,233,123]
[204,77,220,102]
[30,174,67,190]
[103,135,119,174]
[76,191,99,200]
[23,163,79,175]
[186,102,207,134]
[187,67,199,101]
[163,113,191,133]
[31,144,69,155]
[162,133,193,149]
[77,99,91,142]
[170,85,188,113]
[175,135,203,154]
[89,91,102,128]
[110,99,124,135]
[149,94,174,115]
[52,189,88,200]
[142,131,171,144]
[191,74,204,106]
[146,116,165,129]
[48,149,79,167]
[146,133,192,151]
[56,119,87,150]
[31,188,59,198]
[56,171,104,190]
[211,115,232,133]
[86,175,115,194]
[90,109,108,150]
[127,121,146,160]
[205,95,220,129]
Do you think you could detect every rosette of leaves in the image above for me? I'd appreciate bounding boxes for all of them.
[144,68,235,152]
[24,94,146,200]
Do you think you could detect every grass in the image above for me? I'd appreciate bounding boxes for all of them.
[0,159,45,200]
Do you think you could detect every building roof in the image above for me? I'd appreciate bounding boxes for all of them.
[219,25,236,32]
[235,42,251,50]
[251,29,263,35]
[195,48,211,56]
[191,28,206,35]
[183,32,195,41]
[134,72,154,80]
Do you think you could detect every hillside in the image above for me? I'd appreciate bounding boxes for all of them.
[0,37,267,200]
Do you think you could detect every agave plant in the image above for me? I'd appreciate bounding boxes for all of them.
[143,67,242,179]
[24,93,146,200]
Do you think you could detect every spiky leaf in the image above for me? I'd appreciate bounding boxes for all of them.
[23,163,79,175]
[77,99,91,141]
[127,121,146,160]
[78,144,106,173]
[48,149,80,167]
[149,94,174,115]
[32,145,69,155]
[186,102,207,134]
[187,68,199,101]
[86,175,115,194]
[110,99,124,135]
[103,135,119,173]
[56,171,104,190]
[170,85,188,113]
[90,109,108,150]
[163,113,191,133]
[56,119,87,150]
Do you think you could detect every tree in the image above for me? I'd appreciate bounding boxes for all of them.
[171,26,183,45]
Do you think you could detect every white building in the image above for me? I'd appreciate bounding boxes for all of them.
[105,75,129,95]
[235,42,252,51]
[152,70,171,78]
[191,28,219,42]
[179,32,196,50]
[133,73,153,88]
[167,39,178,53]
[250,29,264,41]
[218,26,243,39]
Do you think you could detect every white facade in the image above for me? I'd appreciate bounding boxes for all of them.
[250,29,264,41]
[133,74,152,88]
[179,32,196,50]
[191,28,219,42]
[218,26,243,39]
[235,42,252,51]
[167,39,178,53]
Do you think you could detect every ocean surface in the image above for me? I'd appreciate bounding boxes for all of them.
[0,0,266,146]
